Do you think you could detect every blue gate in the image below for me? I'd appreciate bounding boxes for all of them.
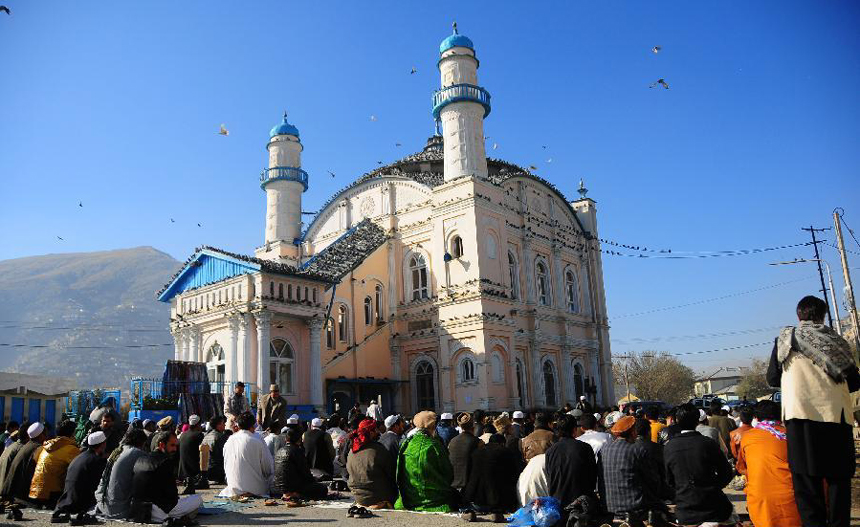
[10,398,24,424]
[28,399,41,424]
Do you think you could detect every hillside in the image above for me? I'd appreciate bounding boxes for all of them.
[0,247,182,390]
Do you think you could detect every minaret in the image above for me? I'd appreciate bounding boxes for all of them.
[433,23,491,182]
[258,112,307,260]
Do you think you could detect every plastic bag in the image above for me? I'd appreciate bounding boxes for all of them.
[507,497,562,527]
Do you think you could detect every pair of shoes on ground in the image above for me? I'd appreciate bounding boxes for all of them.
[53,513,99,526]
[5,506,23,522]
[460,510,505,523]
[347,505,372,518]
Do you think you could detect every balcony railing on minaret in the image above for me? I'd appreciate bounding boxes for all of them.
[432,83,492,120]
[260,166,309,191]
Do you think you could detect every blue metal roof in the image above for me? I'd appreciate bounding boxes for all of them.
[157,250,261,302]
[440,33,474,54]
[269,112,300,138]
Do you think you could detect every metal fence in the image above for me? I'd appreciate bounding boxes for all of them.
[129,378,254,411]
[66,389,122,418]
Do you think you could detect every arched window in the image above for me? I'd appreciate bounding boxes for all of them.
[278,283,284,300]
[416,361,435,410]
[326,318,334,349]
[269,281,274,297]
[409,254,429,301]
[375,284,383,323]
[491,353,504,383]
[536,260,550,306]
[580,267,592,314]
[543,360,557,408]
[508,251,520,300]
[515,359,525,404]
[460,357,476,383]
[304,287,309,301]
[296,286,301,301]
[364,297,373,325]
[486,233,497,259]
[287,284,292,300]
[573,363,584,401]
[313,288,318,303]
[337,304,348,342]
[565,269,579,313]
[450,236,464,259]
[269,338,294,394]
[206,343,225,385]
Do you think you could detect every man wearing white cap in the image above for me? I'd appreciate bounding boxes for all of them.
[303,417,335,476]
[436,412,458,447]
[53,431,109,524]
[510,411,525,440]
[379,415,405,461]
[366,399,383,422]
[179,415,207,493]
[575,395,593,415]
[1,422,47,503]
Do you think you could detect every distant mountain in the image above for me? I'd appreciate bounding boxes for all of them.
[0,247,181,391]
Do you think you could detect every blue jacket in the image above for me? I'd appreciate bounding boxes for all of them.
[436,424,459,447]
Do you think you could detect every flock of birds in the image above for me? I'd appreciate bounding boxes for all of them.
[44,28,669,242]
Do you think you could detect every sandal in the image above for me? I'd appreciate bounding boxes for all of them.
[347,506,359,518]
[354,507,373,518]
[264,499,279,506]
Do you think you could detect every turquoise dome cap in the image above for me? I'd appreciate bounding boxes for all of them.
[439,23,474,54]
[269,112,300,138]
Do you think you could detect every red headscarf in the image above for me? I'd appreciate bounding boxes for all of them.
[350,419,378,453]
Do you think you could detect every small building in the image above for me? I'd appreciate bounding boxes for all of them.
[693,367,749,398]
[0,372,76,431]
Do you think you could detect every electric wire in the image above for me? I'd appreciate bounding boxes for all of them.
[611,325,784,346]
[600,241,816,259]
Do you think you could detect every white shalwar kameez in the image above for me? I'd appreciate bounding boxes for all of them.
[218,430,275,498]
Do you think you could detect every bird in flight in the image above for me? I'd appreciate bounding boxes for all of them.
[170,218,175,223]
[651,46,662,54]
[370,115,377,122]
[327,170,335,178]
[528,165,538,171]
[410,67,417,74]
[377,161,383,165]
[395,143,402,147]
[56,236,64,241]
[0,6,9,15]
[197,223,202,227]
[542,145,547,149]
[546,158,552,163]
[492,143,498,150]
[78,201,83,207]
[649,78,670,89]
[217,124,229,136]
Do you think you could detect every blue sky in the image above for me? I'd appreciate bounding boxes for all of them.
[1,2,859,374]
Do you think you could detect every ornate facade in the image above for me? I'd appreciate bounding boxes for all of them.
[157,27,614,415]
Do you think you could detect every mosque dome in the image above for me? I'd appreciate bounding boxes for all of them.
[439,32,474,54]
[269,112,300,138]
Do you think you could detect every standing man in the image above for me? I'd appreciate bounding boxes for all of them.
[436,413,458,447]
[576,395,593,414]
[366,400,383,422]
[224,382,251,419]
[52,432,109,524]
[258,384,287,432]
[767,295,860,527]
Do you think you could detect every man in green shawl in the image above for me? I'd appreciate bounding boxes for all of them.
[394,411,456,512]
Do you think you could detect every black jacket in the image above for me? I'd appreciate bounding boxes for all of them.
[303,429,333,475]
[657,423,682,445]
[203,429,230,481]
[447,431,480,489]
[463,442,520,512]
[273,443,315,494]
[3,440,41,500]
[56,449,107,514]
[131,450,179,514]
[664,432,733,525]
[545,437,597,507]
[178,431,204,479]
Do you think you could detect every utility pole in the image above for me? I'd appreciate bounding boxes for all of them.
[801,226,833,327]
[833,210,860,349]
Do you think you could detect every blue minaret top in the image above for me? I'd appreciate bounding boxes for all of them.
[439,22,474,54]
[269,111,300,139]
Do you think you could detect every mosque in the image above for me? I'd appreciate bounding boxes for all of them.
[157,26,615,416]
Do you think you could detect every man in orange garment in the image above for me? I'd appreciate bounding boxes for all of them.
[729,406,753,460]
[736,400,801,527]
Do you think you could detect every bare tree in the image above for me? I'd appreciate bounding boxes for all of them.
[612,351,696,405]
[736,358,773,400]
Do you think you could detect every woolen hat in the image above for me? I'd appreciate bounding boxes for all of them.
[440,412,453,421]
[413,411,437,430]
[189,415,201,426]
[512,411,525,419]
[493,415,512,430]
[456,413,473,426]
[286,417,299,425]
[27,422,45,438]
[269,384,279,392]
[311,418,324,428]
[611,416,636,435]
[157,416,174,427]
[87,431,107,446]
[384,414,401,429]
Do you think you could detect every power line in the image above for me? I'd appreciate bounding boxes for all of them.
[0,343,172,349]
[0,325,166,332]
[669,340,773,357]
[611,325,783,346]
[600,241,816,260]
[610,275,816,319]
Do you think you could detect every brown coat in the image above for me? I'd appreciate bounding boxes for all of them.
[521,428,554,462]
[346,441,397,506]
